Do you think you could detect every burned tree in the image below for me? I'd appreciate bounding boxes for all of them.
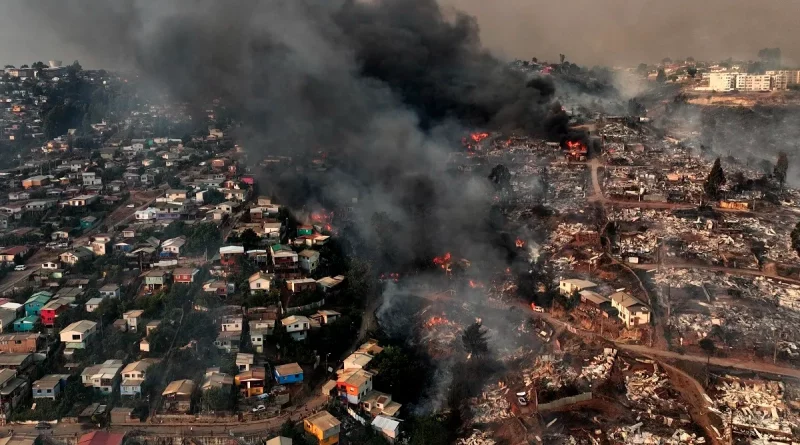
[703,158,726,200]
[774,151,789,191]
[461,322,489,357]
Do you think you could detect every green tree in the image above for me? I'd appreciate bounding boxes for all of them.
[201,387,232,412]
[656,68,667,83]
[371,345,428,404]
[461,322,489,357]
[203,188,225,205]
[166,176,182,189]
[408,415,451,445]
[687,67,698,78]
[703,158,726,200]
[774,151,789,191]
[240,229,261,251]
[699,337,716,364]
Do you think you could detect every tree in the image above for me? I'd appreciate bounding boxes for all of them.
[461,322,489,357]
[656,69,667,83]
[774,152,789,191]
[371,345,428,404]
[408,416,451,445]
[240,229,261,251]
[203,188,225,205]
[699,337,716,363]
[687,67,698,78]
[559,54,566,64]
[166,176,182,189]
[791,222,800,256]
[703,158,726,200]
[201,387,232,412]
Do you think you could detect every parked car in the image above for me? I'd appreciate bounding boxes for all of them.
[252,405,266,413]
[14,265,26,271]
[531,304,545,313]
[126,203,135,208]
[516,392,528,406]
[35,422,52,430]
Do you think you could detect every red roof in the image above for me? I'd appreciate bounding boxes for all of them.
[78,432,125,445]
[0,246,27,255]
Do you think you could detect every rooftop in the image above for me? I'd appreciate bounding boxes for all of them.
[274,362,303,377]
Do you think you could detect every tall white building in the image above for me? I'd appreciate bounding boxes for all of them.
[736,74,772,92]
[709,73,737,91]
[766,70,800,85]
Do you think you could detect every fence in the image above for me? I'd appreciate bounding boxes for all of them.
[283,298,325,315]
[537,392,593,412]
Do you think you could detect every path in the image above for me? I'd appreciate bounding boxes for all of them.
[629,262,800,286]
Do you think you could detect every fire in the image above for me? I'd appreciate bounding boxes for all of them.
[469,280,484,289]
[426,316,450,328]
[380,272,400,283]
[566,140,587,152]
[470,132,490,143]
[515,238,526,248]
[433,252,452,268]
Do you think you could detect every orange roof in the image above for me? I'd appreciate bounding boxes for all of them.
[78,432,125,445]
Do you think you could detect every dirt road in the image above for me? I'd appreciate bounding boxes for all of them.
[630,262,800,286]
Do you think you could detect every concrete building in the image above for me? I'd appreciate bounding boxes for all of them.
[610,292,651,328]
[736,74,772,92]
[709,73,737,91]
[304,411,341,445]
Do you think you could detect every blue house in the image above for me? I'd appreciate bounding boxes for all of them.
[13,315,38,332]
[24,292,53,317]
[273,362,303,385]
[80,216,98,230]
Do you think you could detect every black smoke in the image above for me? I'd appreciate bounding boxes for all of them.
[24,0,572,267]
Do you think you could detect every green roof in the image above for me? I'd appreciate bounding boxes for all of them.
[25,294,51,306]
[15,315,38,324]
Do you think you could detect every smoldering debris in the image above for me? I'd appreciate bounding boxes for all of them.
[468,382,512,424]
[457,430,496,445]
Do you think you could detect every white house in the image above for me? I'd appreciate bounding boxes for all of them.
[281,315,311,341]
[81,171,102,186]
[81,359,123,394]
[120,359,159,396]
[99,284,120,299]
[559,278,597,297]
[60,320,98,352]
[248,272,273,294]
[221,316,243,332]
[85,297,104,313]
[41,262,59,270]
[161,236,187,256]
[123,310,144,333]
[298,250,320,273]
[134,208,158,220]
[0,309,16,333]
[610,292,651,328]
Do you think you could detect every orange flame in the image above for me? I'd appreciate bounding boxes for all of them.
[426,316,450,328]
[515,238,526,248]
[470,132,490,143]
[469,280,484,289]
[433,252,452,268]
[566,140,587,152]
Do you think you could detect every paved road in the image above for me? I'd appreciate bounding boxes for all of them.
[630,262,800,286]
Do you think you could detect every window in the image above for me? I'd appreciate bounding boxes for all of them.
[46,389,51,393]
[72,334,80,340]
[14,340,20,345]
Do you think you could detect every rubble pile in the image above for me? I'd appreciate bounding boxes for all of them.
[521,355,579,391]
[469,383,512,424]
[624,363,687,415]
[457,430,496,445]
[712,377,798,436]
[607,424,705,444]
[578,348,617,383]
[546,222,596,253]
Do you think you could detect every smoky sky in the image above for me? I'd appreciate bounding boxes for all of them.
[2,1,800,67]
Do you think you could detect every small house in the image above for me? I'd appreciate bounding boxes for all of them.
[274,362,304,385]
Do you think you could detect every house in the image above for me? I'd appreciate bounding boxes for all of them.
[336,369,374,404]
[286,278,317,294]
[281,315,311,341]
[99,284,120,299]
[122,229,136,238]
[202,369,234,391]
[610,292,651,328]
[78,432,125,445]
[139,338,150,353]
[80,216,98,230]
[0,333,41,353]
[40,299,68,327]
[270,244,298,273]
[304,411,341,445]
[360,391,402,418]
[120,359,159,396]
[85,297,104,313]
[11,316,37,333]
[21,175,50,189]
[203,280,234,297]
[145,320,161,335]
[0,246,28,264]
[0,369,28,411]
[162,379,195,413]
[236,353,254,372]
[60,247,93,266]
[214,331,240,353]
[248,272,273,294]
[41,261,59,270]
[143,269,170,291]
[32,374,69,400]
[123,310,144,333]
[67,194,99,207]
[266,438,293,445]
[371,415,401,442]
[274,362,304,385]
[81,171,102,186]
[0,309,16,333]
[0,353,33,372]
[24,292,52,316]
[219,245,245,268]
[249,323,273,353]
[60,320,98,352]
[216,201,236,214]
[343,353,374,371]
[298,250,320,273]
[81,359,124,393]
[165,189,188,201]
[235,366,266,397]
[173,267,199,284]
[221,316,243,332]
[559,279,597,296]
[317,276,345,293]
[311,310,341,326]
[579,290,610,308]
[134,208,158,220]
[161,236,186,257]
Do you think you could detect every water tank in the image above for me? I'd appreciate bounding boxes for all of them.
[48,60,62,68]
